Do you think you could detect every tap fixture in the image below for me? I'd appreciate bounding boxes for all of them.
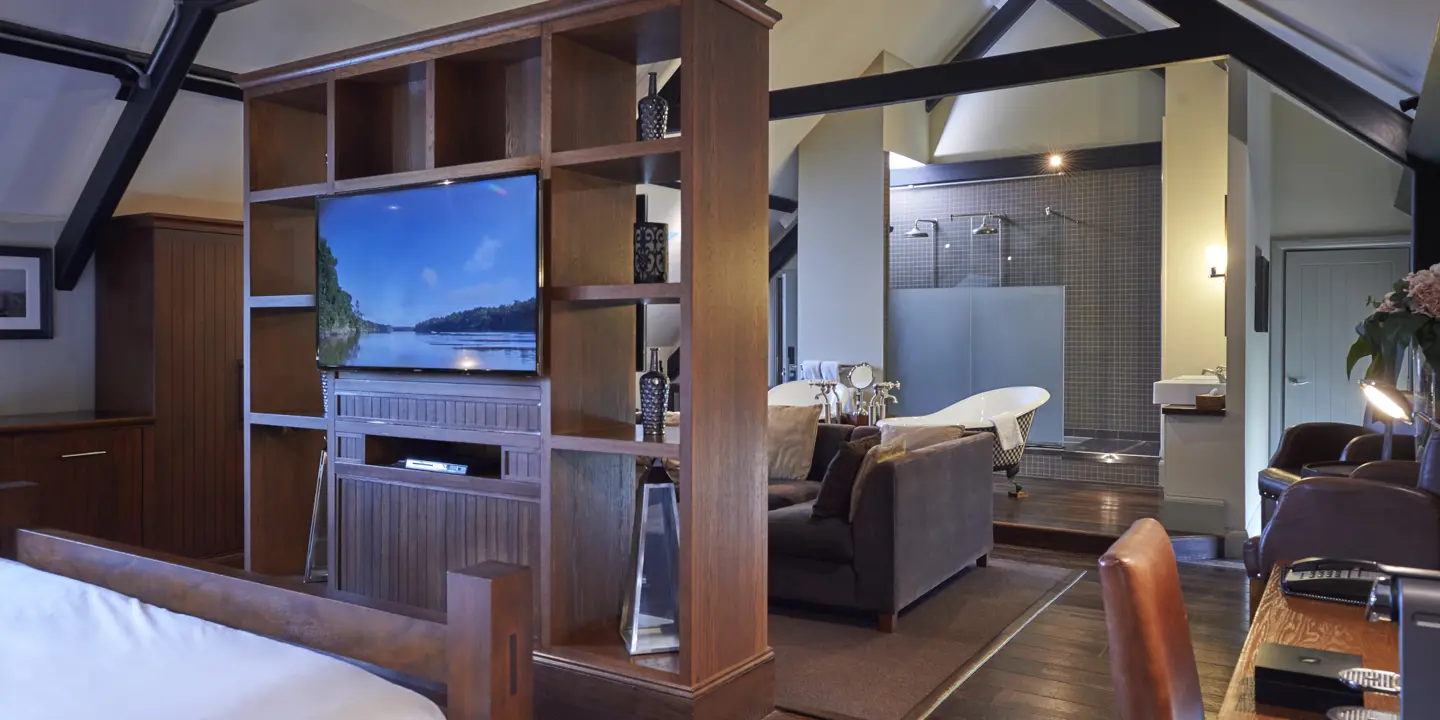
[1203,366,1227,384]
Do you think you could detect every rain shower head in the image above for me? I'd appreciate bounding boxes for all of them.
[972,214,1000,235]
[905,219,939,238]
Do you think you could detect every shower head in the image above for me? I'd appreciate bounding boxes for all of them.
[905,219,939,238]
[971,214,1000,235]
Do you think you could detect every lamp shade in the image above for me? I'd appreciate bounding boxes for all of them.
[1362,381,1412,422]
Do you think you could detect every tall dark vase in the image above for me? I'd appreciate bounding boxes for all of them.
[634,194,668,284]
[640,348,669,439]
[637,71,668,141]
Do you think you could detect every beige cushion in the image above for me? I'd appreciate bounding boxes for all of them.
[849,437,907,522]
[880,424,965,448]
[767,405,823,482]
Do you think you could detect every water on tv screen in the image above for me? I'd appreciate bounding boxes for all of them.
[316,173,540,373]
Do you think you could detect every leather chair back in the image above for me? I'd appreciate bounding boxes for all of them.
[1099,519,1204,720]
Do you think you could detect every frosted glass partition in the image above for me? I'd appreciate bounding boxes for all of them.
[885,286,1065,446]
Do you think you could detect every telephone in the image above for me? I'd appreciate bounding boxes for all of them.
[1281,558,1385,606]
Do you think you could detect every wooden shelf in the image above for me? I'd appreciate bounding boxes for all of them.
[541,641,681,685]
[248,183,328,204]
[249,294,316,309]
[549,283,680,305]
[551,1,682,65]
[333,155,542,194]
[550,424,679,459]
[249,412,327,431]
[550,138,681,184]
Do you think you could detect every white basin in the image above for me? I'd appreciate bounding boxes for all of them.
[1153,376,1225,405]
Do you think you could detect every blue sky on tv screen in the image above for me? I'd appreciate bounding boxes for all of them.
[319,175,538,328]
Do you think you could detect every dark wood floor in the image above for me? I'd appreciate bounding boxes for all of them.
[993,476,1162,536]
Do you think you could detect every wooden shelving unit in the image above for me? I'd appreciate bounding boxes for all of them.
[238,1,777,715]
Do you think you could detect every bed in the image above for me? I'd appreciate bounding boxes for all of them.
[0,481,531,720]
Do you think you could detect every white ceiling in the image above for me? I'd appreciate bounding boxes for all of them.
[0,0,1433,224]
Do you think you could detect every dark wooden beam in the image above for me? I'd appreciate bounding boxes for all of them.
[1141,0,1412,166]
[889,142,1161,187]
[0,19,241,102]
[924,0,1038,111]
[53,1,233,290]
[769,223,797,278]
[1048,0,1145,37]
[770,28,1226,121]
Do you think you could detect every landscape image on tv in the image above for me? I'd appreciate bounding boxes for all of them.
[316,174,539,372]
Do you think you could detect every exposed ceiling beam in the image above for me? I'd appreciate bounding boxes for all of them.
[54,0,247,290]
[924,0,1038,111]
[769,222,797,278]
[1048,0,1144,37]
[1409,21,1440,163]
[770,27,1225,121]
[0,19,241,102]
[1141,0,1412,166]
[889,142,1161,187]
[657,180,796,213]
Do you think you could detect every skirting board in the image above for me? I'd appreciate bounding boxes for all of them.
[534,651,774,720]
[1159,495,1228,541]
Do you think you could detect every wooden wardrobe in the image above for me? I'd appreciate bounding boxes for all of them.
[96,214,244,560]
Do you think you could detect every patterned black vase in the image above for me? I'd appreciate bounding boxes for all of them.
[637,72,668,141]
[640,348,669,439]
[634,194,668,284]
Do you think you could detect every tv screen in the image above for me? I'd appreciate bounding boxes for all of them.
[316,173,540,373]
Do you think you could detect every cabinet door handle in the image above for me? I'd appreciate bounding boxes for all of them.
[59,451,107,459]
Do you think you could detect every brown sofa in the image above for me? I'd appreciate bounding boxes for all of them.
[767,424,995,631]
[1257,422,1415,528]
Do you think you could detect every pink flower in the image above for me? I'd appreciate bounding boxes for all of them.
[1378,291,1399,313]
[1409,270,1440,317]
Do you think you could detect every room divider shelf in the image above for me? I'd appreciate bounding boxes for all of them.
[332,155,543,194]
[550,424,680,459]
[549,137,682,184]
[249,294,316,310]
[248,182,329,204]
[248,412,327,431]
[549,283,681,305]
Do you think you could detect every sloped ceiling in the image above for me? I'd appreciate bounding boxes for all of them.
[0,0,1435,224]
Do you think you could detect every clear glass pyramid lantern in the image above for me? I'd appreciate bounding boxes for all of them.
[620,462,681,655]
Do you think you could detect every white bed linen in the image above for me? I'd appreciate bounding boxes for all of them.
[0,558,445,720]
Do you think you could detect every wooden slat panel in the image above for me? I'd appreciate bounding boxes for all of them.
[337,476,542,627]
[337,394,541,433]
[248,426,325,575]
[337,434,366,462]
[13,427,145,546]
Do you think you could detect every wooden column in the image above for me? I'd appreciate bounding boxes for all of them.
[448,562,534,720]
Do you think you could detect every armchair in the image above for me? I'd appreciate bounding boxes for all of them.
[1258,422,1416,528]
[1243,476,1440,588]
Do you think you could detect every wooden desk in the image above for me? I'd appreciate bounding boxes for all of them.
[1220,570,1399,718]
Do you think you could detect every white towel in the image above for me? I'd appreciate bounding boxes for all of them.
[820,361,841,381]
[800,361,822,380]
[992,411,1022,451]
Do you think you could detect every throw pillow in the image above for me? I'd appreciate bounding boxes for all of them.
[848,437,908,522]
[880,424,965,448]
[767,404,823,482]
[811,434,881,521]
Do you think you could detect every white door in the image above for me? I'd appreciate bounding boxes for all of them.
[1283,246,1409,428]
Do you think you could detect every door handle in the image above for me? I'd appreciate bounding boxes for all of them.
[1287,377,1310,386]
[59,451,107,459]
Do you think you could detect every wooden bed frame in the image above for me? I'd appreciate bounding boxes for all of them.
[1,481,531,720]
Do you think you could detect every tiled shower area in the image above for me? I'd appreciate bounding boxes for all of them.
[887,165,1163,486]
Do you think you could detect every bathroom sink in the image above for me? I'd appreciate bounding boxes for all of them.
[1153,376,1225,406]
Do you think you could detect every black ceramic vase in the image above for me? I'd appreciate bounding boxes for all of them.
[638,72,668,141]
[634,194,668,284]
[640,348,668,439]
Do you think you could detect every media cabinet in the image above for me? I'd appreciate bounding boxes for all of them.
[238,0,777,716]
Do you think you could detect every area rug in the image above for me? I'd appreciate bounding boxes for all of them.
[769,559,1080,720]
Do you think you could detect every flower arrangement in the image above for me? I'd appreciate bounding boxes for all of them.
[1347,266,1440,381]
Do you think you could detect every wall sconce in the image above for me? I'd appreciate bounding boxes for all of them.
[1206,245,1227,278]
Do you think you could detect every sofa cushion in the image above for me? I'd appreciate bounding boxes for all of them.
[769,479,822,510]
[812,434,880,520]
[880,424,966,449]
[768,405,823,482]
[849,437,908,522]
[769,501,854,563]
[808,424,858,483]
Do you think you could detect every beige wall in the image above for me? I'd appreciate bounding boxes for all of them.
[0,219,93,415]
[1271,95,1410,239]
[1161,62,1229,378]
[928,1,1164,163]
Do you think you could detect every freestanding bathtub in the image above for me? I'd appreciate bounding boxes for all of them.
[879,386,1051,478]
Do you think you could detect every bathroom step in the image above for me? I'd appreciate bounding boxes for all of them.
[994,522,1224,559]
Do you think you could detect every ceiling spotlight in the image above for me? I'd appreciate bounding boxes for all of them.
[1049,154,1064,169]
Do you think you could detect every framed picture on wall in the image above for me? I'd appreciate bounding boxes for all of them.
[0,246,54,340]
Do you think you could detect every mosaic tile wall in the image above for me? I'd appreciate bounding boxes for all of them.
[1013,451,1161,487]
[889,165,1164,442]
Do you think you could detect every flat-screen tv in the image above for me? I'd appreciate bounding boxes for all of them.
[316,172,541,374]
